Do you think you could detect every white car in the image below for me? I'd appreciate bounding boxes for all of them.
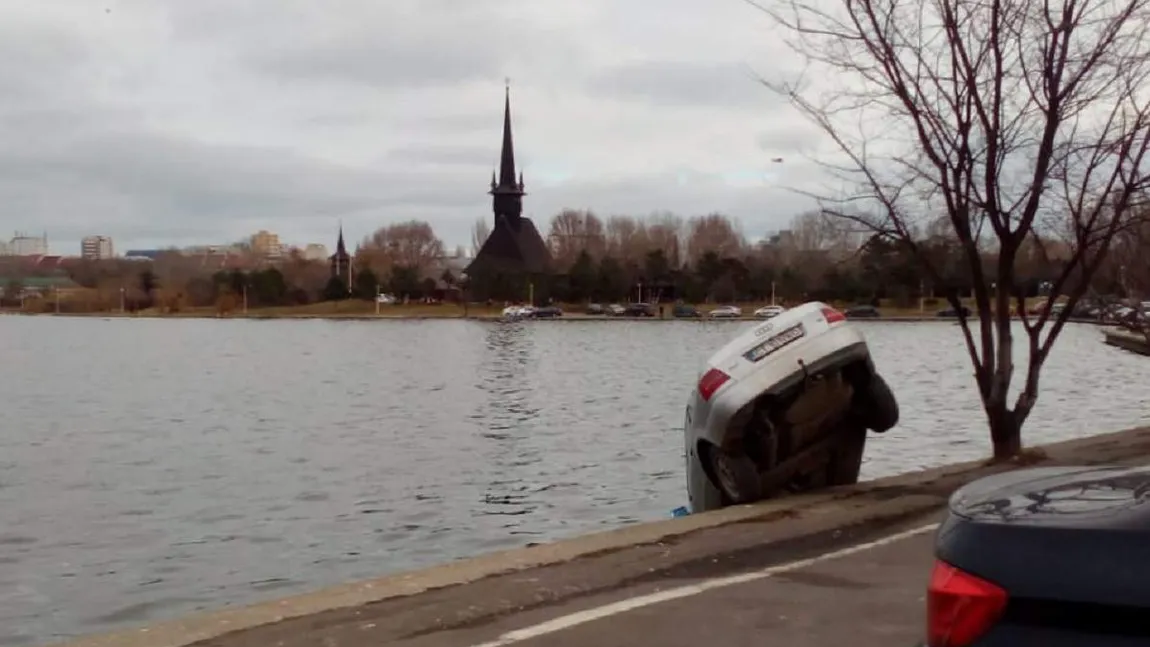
[754,305,785,319]
[501,305,535,320]
[683,301,899,513]
[376,293,398,305]
[709,305,743,318]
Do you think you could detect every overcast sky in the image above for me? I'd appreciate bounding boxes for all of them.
[0,0,829,255]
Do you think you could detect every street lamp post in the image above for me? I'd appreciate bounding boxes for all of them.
[375,283,381,315]
[119,286,125,314]
[460,273,470,318]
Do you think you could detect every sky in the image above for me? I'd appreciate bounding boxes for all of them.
[0,0,831,256]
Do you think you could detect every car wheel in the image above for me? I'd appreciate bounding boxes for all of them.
[857,373,899,433]
[825,424,867,485]
[704,444,763,504]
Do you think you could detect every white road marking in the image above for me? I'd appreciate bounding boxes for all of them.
[469,522,940,647]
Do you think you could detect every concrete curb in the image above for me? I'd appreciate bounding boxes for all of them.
[47,425,1150,647]
[1103,329,1150,356]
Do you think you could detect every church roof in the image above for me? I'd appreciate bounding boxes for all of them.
[466,216,550,276]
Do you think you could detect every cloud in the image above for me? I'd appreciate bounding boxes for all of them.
[0,0,824,255]
[585,60,781,110]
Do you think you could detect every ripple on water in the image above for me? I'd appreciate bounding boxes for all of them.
[0,317,1147,645]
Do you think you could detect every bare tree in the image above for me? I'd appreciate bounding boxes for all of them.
[757,0,1150,458]
[686,213,746,262]
[362,220,445,272]
[547,209,607,267]
[1106,207,1150,295]
[789,209,864,260]
[471,217,491,257]
[646,211,686,268]
[603,215,652,263]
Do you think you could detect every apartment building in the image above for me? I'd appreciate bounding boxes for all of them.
[4,231,48,256]
[250,230,283,259]
[81,235,114,260]
[301,243,329,261]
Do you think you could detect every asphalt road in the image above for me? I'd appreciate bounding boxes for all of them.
[199,512,939,647]
[393,518,937,647]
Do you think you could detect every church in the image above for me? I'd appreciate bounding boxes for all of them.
[464,85,552,301]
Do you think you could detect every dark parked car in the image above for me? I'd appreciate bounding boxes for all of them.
[926,464,1150,646]
[532,306,563,318]
[624,302,656,317]
[672,304,701,318]
[844,304,880,319]
[936,305,972,318]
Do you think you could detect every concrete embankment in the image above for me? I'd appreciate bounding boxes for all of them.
[1104,329,1150,356]
[50,426,1150,647]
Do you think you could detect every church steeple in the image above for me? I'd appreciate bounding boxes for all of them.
[490,81,525,229]
[330,221,351,281]
[498,83,518,190]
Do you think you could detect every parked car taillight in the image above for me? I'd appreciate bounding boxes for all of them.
[697,368,730,401]
[821,306,846,324]
[927,560,1008,647]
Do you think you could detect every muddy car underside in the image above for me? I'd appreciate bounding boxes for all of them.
[702,357,898,505]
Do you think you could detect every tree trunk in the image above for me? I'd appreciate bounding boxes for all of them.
[986,405,1023,460]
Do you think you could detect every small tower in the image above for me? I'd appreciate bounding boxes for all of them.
[329,223,351,281]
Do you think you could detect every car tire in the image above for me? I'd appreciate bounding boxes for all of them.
[704,444,763,505]
[857,373,899,433]
[825,424,867,485]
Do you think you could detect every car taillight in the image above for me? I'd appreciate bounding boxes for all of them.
[822,306,846,323]
[697,368,730,401]
[927,560,1008,647]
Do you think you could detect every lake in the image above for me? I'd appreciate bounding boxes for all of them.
[1,315,1147,645]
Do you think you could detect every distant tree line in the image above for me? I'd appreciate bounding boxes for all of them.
[3,208,1146,312]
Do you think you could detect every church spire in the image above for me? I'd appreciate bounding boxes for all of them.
[335,222,348,256]
[497,80,520,191]
[489,80,525,228]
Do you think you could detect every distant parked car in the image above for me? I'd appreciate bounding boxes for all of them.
[844,304,880,319]
[376,293,398,305]
[753,305,786,319]
[709,305,742,319]
[624,302,656,317]
[937,305,972,318]
[606,304,626,316]
[533,306,563,318]
[585,303,605,315]
[501,305,531,320]
[673,303,702,318]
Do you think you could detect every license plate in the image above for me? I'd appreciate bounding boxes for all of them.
[743,323,805,363]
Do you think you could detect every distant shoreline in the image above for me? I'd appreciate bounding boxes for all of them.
[0,306,1113,325]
